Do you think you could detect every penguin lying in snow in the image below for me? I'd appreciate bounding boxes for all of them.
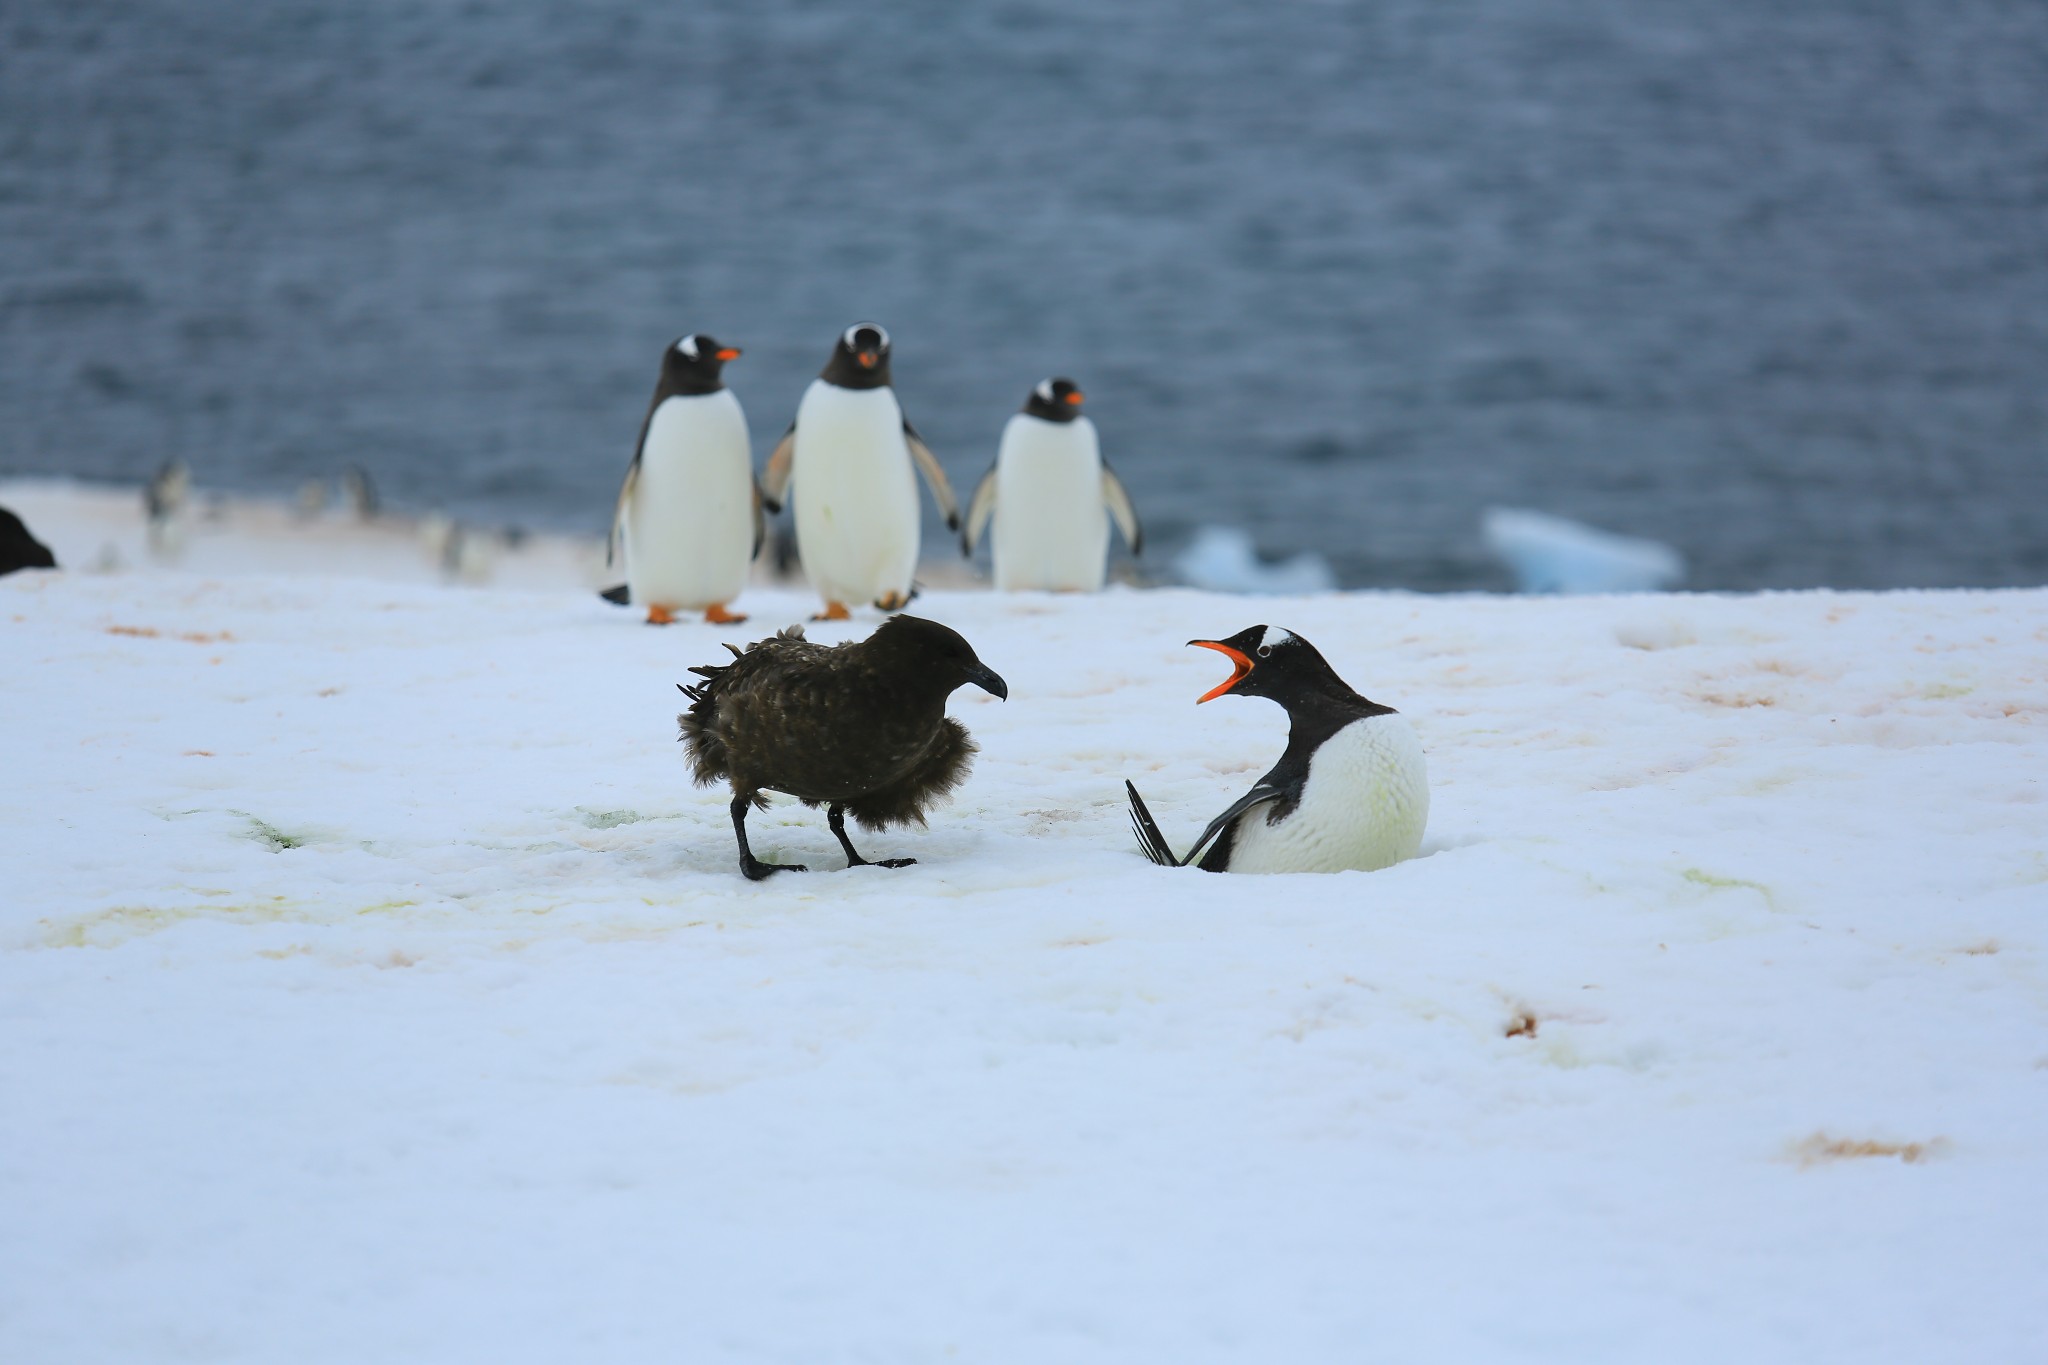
[960,378,1142,591]
[1126,626,1429,873]
[679,615,1007,880]
[759,323,960,621]
[603,334,762,625]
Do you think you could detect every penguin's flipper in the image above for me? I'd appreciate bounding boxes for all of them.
[961,463,999,556]
[903,419,961,532]
[760,422,796,513]
[1101,462,1143,556]
[599,583,631,606]
[1180,784,1284,870]
[608,458,640,569]
[751,480,766,560]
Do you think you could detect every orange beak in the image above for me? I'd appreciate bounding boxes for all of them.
[1190,639,1253,703]
[857,351,878,369]
[1064,390,1085,406]
[715,347,741,362]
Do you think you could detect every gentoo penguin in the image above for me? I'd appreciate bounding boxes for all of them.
[679,615,1007,879]
[758,323,960,621]
[1126,626,1428,873]
[342,464,379,520]
[603,334,761,625]
[143,458,190,560]
[961,378,1141,591]
[0,506,57,576]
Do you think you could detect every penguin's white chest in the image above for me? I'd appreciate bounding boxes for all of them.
[790,380,919,604]
[1227,715,1430,874]
[626,389,753,609]
[992,414,1109,591]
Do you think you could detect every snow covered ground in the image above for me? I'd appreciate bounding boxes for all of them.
[4,498,2046,1361]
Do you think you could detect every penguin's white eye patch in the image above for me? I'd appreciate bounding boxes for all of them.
[1260,626,1295,652]
[1034,379,1055,403]
[843,323,889,351]
[676,336,700,359]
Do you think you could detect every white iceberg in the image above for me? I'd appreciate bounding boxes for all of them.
[1173,524,1337,594]
[1483,506,1685,594]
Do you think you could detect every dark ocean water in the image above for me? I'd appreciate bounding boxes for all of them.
[3,0,2045,590]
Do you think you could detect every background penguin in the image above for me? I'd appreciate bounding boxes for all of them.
[143,458,191,560]
[1126,626,1428,873]
[678,614,1008,879]
[605,334,760,625]
[758,323,959,621]
[960,377,1141,590]
[0,506,57,576]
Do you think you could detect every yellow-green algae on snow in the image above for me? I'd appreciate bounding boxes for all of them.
[43,896,419,948]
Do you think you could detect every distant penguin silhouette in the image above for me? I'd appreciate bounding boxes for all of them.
[759,324,959,621]
[606,334,760,625]
[961,378,1141,590]
[0,506,57,576]
[143,458,191,559]
[1127,626,1428,874]
[342,464,380,520]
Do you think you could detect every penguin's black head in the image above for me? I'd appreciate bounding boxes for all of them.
[1023,377,1086,424]
[662,334,741,394]
[867,614,1008,701]
[1188,625,1354,708]
[822,322,893,389]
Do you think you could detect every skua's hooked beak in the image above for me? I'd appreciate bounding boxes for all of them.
[966,661,1009,701]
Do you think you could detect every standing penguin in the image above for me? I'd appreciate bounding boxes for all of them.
[1125,626,1429,873]
[606,334,761,625]
[960,377,1142,591]
[759,323,960,621]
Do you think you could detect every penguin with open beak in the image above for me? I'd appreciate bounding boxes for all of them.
[1126,626,1428,873]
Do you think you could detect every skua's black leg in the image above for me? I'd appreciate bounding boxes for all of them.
[828,803,915,869]
[733,794,807,880]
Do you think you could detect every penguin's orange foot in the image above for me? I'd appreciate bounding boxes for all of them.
[645,604,677,626]
[873,590,912,612]
[703,603,747,625]
[811,601,852,622]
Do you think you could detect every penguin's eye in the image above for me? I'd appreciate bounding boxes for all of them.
[1257,645,1272,658]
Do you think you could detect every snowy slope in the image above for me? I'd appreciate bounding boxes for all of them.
[3,564,2046,1362]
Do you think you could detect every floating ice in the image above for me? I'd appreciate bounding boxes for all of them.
[1482,506,1685,594]
[1172,525,1337,594]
